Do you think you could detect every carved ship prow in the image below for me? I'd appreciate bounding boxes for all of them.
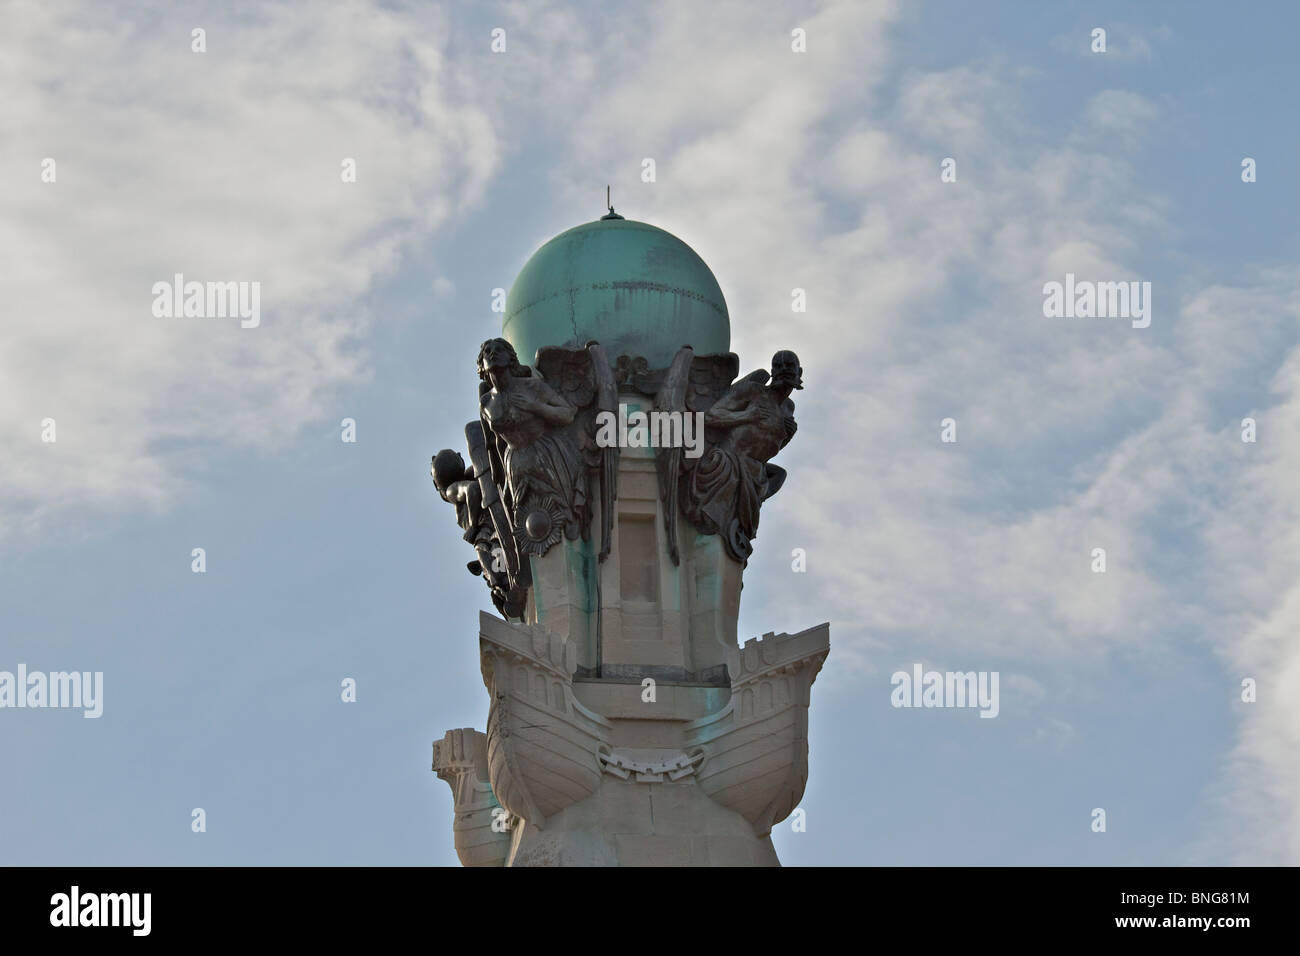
[685,623,830,836]
[478,612,611,829]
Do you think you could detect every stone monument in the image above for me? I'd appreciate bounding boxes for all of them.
[430,205,830,866]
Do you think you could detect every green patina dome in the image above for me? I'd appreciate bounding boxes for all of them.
[504,216,730,370]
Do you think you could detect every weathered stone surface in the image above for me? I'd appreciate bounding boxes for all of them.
[430,213,828,866]
[431,728,512,867]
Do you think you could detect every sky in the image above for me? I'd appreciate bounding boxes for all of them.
[2,0,1297,866]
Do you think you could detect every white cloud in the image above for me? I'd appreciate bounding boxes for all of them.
[0,0,497,539]
[1192,291,1300,863]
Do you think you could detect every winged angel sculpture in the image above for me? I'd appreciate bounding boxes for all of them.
[432,338,619,618]
[433,337,801,617]
[628,347,801,565]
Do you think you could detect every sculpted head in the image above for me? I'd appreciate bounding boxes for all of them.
[771,350,803,390]
[477,338,528,381]
[431,449,467,494]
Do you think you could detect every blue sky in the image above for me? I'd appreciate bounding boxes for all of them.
[2,0,1298,865]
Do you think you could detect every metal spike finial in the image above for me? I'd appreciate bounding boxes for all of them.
[601,184,624,220]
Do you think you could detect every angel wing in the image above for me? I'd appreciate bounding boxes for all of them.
[654,347,696,565]
[535,343,623,561]
[626,351,740,413]
[534,345,598,409]
[588,343,619,561]
[684,353,742,413]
